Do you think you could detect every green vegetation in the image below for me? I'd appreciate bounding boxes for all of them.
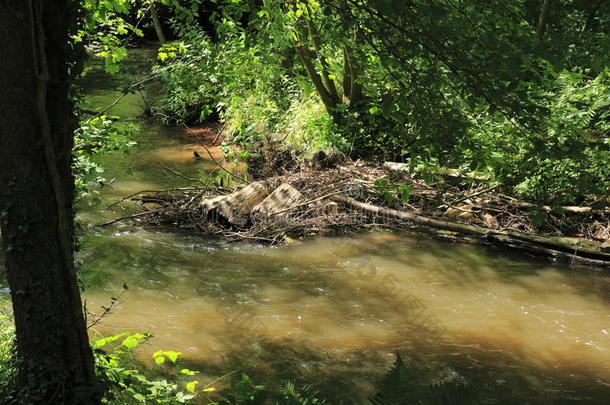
[75,0,609,205]
[93,332,207,404]
[0,318,328,404]
[133,0,608,206]
[0,305,15,399]
[94,333,331,404]
[74,116,138,198]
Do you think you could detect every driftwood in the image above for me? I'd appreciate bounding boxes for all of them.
[383,162,490,183]
[384,162,609,215]
[107,163,608,267]
[509,201,610,215]
[201,181,268,226]
[331,195,610,267]
[311,148,347,169]
[252,183,304,217]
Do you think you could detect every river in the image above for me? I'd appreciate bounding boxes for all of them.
[18,51,610,403]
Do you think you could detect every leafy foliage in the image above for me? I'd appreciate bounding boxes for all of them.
[73,115,137,197]
[0,305,15,400]
[277,381,328,405]
[153,25,341,161]
[93,332,208,404]
[76,0,144,73]
[474,68,610,204]
[211,373,267,405]
[92,332,328,405]
[175,0,607,205]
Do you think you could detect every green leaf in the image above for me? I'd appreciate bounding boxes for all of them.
[186,380,198,393]
[532,212,546,228]
[93,332,127,348]
[166,351,181,363]
[121,333,146,349]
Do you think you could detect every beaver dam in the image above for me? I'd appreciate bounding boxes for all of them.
[103,157,610,268]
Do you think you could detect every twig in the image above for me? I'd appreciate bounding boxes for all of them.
[212,124,225,145]
[85,287,128,329]
[105,187,200,210]
[162,164,208,186]
[99,210,162,227]
[197,139,250,184]
[449,184,501,205]
[225,232,277,242]
[86,75,158,122]
[179,121,250,184]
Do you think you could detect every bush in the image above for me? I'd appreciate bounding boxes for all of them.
[153,27,339,163]
[473,68,610,205]
[93,332,208,404]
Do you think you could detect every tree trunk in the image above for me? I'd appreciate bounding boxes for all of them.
[201,182,269,226]
[536,0,552,42]
[304,4,340,104]
[295,44,340,114]
[342,46,352,102]
[150,4,166,44]
[0,1,101,403]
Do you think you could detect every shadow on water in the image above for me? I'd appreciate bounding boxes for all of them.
[79,230,610,404]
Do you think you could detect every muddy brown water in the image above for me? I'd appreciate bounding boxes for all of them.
[12,54,609,403]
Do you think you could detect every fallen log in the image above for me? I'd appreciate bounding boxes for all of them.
[383,162,490,183]
[508,201,610,215]
[201,181,268,226]
[331,195,610,267]
[252,183,304,217]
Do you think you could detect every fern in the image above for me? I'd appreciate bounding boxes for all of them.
[369,352,480,405]
[277,381,328,405]
[370,352,425,405]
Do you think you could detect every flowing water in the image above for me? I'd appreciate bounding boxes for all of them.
[9,52,610,403]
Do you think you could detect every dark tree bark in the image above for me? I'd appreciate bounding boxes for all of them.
[537,0,552,41]
[304,3,340,104]
[295,44,340,114]
[0,1,101,404]
[150,5,166,44]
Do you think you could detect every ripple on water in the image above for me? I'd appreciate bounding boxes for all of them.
[82,232,610,403]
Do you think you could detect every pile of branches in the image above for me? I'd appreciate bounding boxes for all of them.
[110,164,387,242]
[104,162,610,267]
